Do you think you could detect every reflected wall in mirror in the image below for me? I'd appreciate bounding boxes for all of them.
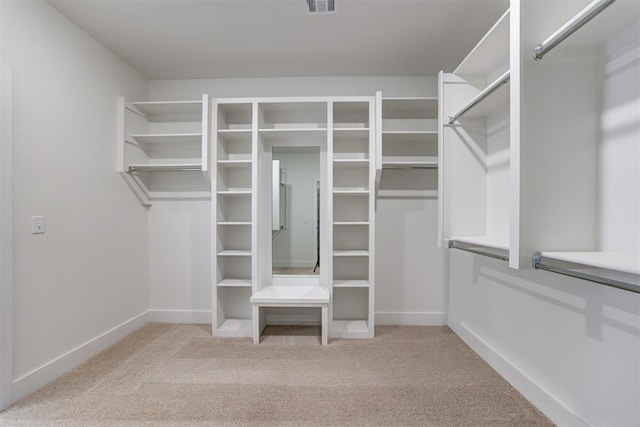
[272,147,320,276]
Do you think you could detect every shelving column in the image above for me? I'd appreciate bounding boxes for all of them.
[212,100,254,337]
[331,98,375,339]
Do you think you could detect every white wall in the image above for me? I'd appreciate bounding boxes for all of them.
[272,151,320,269]
[1,0,149,402]
[147,76,449,325]
[448,24,640,427]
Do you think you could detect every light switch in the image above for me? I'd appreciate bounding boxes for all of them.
[31,216,45,234]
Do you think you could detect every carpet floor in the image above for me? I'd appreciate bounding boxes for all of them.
[0,324,554,426]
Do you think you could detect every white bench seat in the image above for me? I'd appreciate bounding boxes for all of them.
[250,286,330,345]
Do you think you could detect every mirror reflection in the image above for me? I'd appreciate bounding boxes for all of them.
[272,147,320,276]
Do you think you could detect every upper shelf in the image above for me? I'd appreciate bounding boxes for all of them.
[129,133,202,144]
[382,97,438,118]
[131,100,203,119]
[454,9,510,78]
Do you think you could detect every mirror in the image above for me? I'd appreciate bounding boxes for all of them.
[272,147,320,276]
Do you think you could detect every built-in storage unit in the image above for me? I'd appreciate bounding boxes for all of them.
[440,0,639,290]
[439,8,517,265]
[332,100,375,338]
[518,0,640,289]
[212,96,376,341]
[117,95,210,205]
[212,101,254,336]
[375,93,439,198]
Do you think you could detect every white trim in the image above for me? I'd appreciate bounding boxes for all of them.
[375,311,447,326]
[148,309,211,324]
[12,311,149,403]
[0,63,14,410]
[448,316,588,427]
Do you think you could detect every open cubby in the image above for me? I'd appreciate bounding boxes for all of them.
[217,225,251,253]
[258,102,327,130]
[217,103,252,130]
[333,102,370,129]
[333,256,368,281]
[333,226,368,252]
[215,287,253,337]
[216,194,251,223]
[333,166,369,191]
[216,165,251,192]
[333,194,369,222]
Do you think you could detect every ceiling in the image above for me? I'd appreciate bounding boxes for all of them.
[47,0,509,80]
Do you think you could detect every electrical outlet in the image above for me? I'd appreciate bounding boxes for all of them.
[31,216,45,234]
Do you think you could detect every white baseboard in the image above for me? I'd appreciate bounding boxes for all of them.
[148,309,211,324]
[12,311,149,403]
[376,311,447,326]
[448,316,588,427]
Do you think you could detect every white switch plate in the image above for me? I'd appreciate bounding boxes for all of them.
[31,216,45,234]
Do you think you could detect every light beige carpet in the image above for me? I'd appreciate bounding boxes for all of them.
[0,324,554,426]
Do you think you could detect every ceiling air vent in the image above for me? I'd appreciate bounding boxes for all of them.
[305,0,337,15]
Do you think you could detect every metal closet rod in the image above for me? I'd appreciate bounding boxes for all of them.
[448,71,510,125]
[533,255,640,294]
[533,0,618,61]
[448,240,509,262]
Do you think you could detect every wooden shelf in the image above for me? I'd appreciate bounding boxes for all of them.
[333,128,370,138]
[333,280,370,288]
[452,236,509,251]
[377,189,438,199]
[333,188,369,194]
[217,190,252,196]
[217,160,252,167]
[250,285,330,305]
[454,9,510,77]
[218,279,252,288]
[217,129,252,141]
[333,159,369,167]
[382,97,438,118]
[217,250,252,257]
[131,100,202,116]
[129,133,202,144]
[127,163,202,172]
[382,156,438,169]
[382,131,438,143]
[333,250,369,257]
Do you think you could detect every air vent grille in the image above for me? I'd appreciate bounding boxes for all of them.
[306,0,336,14]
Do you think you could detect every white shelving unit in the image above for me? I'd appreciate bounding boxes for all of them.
[212,96,376,341]
[518,0,640,288]
[117,95,210,206]
[375,93,439,199]
[332,100,375,339]
[439,8,516,265]
[212,101,254,337]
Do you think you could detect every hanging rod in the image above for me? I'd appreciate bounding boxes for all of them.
[533,0,617,61]
[533,255,640,294]
[448,240,509,261]
[448,71,510,125]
